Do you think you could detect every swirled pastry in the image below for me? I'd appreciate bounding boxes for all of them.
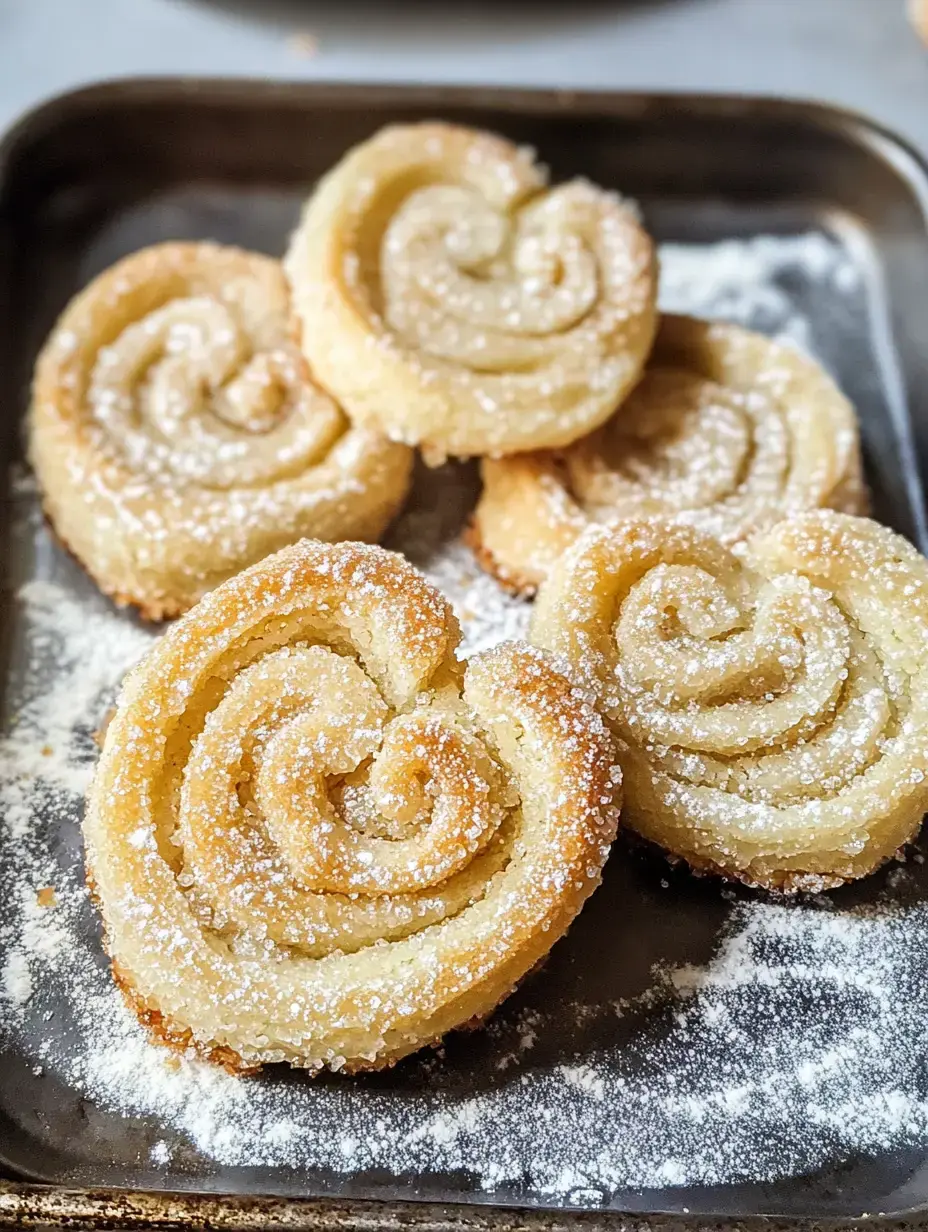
[29,242,413,618]
[531,513,928,891]
[85,540,620,1072]
[473,315,867,593]
[284,122,657,462]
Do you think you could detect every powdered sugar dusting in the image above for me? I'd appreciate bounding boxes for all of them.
[2,231,926,1208]
[287,125,657,460]
[432,543,531,655]
[658,232,860,347]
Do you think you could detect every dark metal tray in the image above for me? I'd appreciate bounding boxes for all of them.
[3,79,928,1230]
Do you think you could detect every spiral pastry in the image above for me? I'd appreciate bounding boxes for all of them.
[284,122,657,462]
[531,513,928,891]
[85,540,619,1071]
[473,315,867,593]
[29,242,413,618]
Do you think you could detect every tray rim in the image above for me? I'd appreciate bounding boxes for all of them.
[4,73,928,1231]
[1,73,928,199]
[0,1180,896,1232]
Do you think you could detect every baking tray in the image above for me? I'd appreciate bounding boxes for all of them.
[3,80,928,1230]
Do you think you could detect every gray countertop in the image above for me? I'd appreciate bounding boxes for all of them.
[2,0,928,157]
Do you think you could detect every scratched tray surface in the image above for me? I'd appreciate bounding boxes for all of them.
[3,86,928,1221]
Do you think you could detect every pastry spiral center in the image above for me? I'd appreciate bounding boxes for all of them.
[382,185,600,368]
[616,567,851,752]
[590,538,898,809]
[180,645,508,901]
[90,297,343,488]
[567,369,789,523]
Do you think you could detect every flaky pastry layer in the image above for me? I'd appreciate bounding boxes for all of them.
[532,513,928,891]
[85,540,620,1071]
[30,242,412,618]
[285,122,657,462]
[474,315,866,593]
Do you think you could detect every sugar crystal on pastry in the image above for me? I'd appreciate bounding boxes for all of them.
[474,315,867,593]
[29,242,413,618]
[285,122,658,461]
[85,540,620,1071]
[531,512,928,891]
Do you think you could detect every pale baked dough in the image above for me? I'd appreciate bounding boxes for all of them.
[29,242,413,618]
[285,122,657,462]
[85,539,620,1072]
[473,315,867,593]
[531,513,928,892]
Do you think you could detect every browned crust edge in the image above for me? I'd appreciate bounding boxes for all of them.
[462,517,539,599]
[620,826,914,896]
[84,865,541,1077]
[670,847,848,896]
[84,869,252,1073]
[113,962,261,1077]
[110,949,531,1078]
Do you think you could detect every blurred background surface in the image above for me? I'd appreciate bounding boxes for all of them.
[2,0,928,153]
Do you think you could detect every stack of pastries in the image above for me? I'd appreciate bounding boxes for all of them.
[29,121,928,1074]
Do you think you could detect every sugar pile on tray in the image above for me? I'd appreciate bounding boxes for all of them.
[7,231,926,1206]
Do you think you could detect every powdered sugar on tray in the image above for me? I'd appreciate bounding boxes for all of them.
[658,231,860,349]
[5,231,926,1206]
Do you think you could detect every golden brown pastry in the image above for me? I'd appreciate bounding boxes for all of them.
[284,122,657,462]
[29,242,413,618]
[473,315,867,594]
[531,513,928,892]
[85,539,620,1072]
